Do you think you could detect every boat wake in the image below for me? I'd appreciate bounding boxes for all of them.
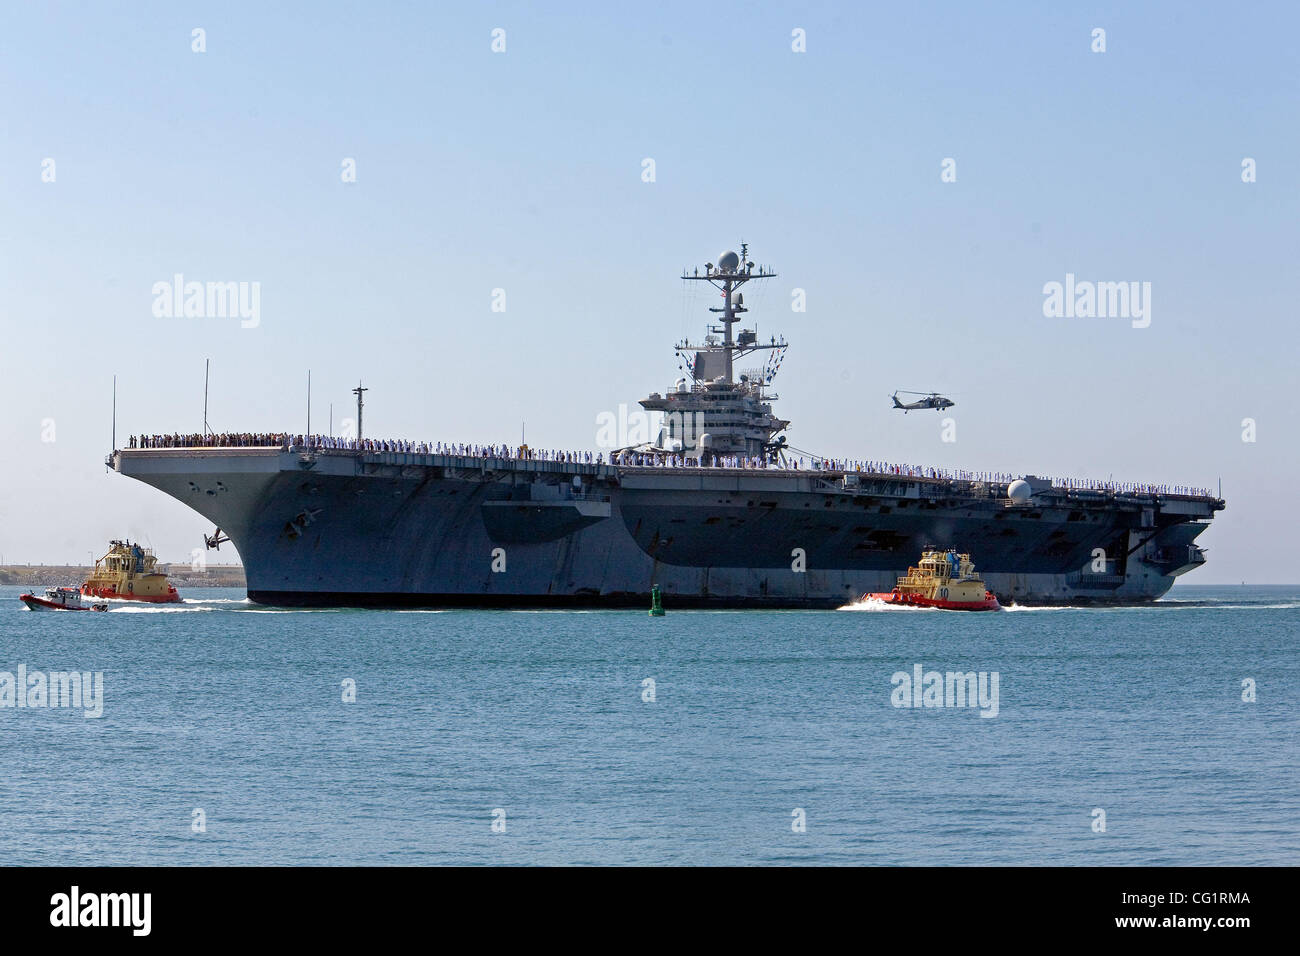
[1154,600,1300,611]
[111,604,215,614]
[1004,600,1300,612]
[838,598,935,612]
[1001,604,1076,612]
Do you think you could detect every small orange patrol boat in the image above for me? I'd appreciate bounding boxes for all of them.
[82,540,181,603]
[864,549,1001,611]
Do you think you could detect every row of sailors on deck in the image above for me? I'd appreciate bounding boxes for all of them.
[129,433,607,462]
[131,432,287,448]
[611,452,1212,496]
[124,434,1215,498]
[295,436,602,461]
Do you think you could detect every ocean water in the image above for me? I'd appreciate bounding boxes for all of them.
[0,583,1296,866]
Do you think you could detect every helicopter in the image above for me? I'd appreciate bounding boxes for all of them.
[891,390,955,413]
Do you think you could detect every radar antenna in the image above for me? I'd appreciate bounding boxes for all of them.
[679,243,778,384]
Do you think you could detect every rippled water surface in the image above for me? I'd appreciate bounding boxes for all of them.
[1,583,1296,865]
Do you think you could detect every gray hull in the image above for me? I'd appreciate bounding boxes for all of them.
[113,448,1222,608]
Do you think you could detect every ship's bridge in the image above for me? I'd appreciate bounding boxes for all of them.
[640,378,788,459]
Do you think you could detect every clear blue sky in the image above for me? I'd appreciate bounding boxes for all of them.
[1,1,1296,581]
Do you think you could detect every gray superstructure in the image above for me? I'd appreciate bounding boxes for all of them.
[111,244,1224,607]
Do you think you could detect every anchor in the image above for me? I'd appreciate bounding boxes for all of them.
[284,508,323,539]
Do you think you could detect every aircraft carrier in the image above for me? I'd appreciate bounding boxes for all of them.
[110,245,1224,608]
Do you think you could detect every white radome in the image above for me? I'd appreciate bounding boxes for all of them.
[716,250,741,273]
[1007,479,1032,503]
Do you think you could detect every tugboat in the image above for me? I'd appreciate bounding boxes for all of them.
[863,550,1001,611]
[82,540,181,603]
[20,587,109,612]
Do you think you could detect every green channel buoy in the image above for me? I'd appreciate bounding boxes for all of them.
[649,584,665,616]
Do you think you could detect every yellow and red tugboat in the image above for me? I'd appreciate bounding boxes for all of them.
[864,549,1001,611]
[82,540,181,603]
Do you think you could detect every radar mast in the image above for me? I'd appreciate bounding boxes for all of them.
[678,242,779,385]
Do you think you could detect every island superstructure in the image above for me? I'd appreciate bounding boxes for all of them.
[638,246,790,462]
[109,244,1224,607]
